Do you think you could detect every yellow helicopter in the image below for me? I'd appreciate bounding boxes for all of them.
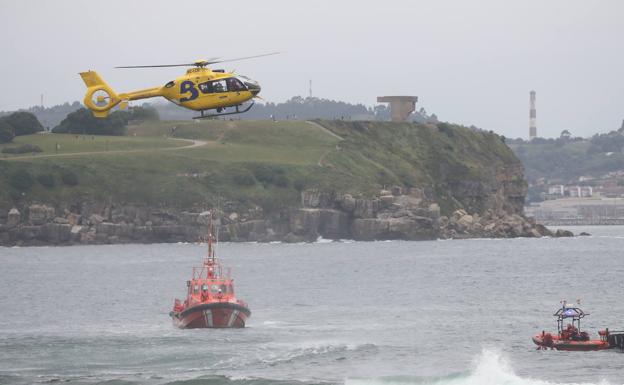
[79,53,277,119]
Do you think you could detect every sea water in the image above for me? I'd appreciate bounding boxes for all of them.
[1,227,623,385]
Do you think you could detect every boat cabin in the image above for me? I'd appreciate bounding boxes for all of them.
[180,255,236,306]
[554,301,589,341]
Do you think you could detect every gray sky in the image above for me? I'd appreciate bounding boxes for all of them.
[1,0,622,138]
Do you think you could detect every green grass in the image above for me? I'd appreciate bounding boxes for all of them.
[0,119,520,215]
[0,133,184,158]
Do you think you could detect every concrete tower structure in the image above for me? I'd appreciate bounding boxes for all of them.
[529,90,537,139]
[377,96,418,122]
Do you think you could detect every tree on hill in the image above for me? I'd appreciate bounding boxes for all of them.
[560,129,572,140]
[52,106,160,135]
[52,108,130,135]
[1,111,44,136]
[587,129,624,154]
[0,101,84,129]
[128,106,159,122]
[0,119,14,143]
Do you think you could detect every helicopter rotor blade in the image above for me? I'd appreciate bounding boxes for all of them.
[115,63,195,69]
[115,57,221,69]
[204,52,280,65]
[114,53,277,69]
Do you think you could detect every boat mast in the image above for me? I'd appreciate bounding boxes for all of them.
[207,215,214,262]
[204,212,219,279]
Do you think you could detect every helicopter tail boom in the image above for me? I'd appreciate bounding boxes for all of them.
[80,71,122,118]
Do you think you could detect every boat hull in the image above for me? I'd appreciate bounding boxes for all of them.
[170,302,251,329]
[532,334,611,351]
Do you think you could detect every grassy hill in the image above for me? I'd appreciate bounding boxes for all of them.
[0,120,521,216]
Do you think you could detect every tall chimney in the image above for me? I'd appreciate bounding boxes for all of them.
[529,90,537,139]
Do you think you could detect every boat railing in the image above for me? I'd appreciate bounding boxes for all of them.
[605,331,624,351]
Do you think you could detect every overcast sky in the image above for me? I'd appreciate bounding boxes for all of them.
[1,0,622,138]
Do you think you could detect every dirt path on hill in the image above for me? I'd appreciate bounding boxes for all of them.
[305,121,344,167]
[0,138,209,161]
[305,121,344,141]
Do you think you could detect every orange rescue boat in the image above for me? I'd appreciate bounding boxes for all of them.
[169,215,250,328]
[532,301,611,351]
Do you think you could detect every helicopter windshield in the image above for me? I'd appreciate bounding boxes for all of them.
[226,78,245,91]
[238,76,258,87]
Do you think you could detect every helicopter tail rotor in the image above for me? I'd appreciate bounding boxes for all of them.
[79,71,124,118]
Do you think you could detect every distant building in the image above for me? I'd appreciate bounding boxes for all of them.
[526,197,624,225]
[568,186,593,198]
[546,184,592,197]
[548,185,565,196]
[377,96,418,122]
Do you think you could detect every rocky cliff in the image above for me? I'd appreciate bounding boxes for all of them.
[0,120,570,246]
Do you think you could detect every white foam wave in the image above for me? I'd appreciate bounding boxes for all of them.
[345,349,612,385]
[253,341,376,367]
[316,236,335,243]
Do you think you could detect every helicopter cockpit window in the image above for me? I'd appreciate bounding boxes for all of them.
[226,78,245,91]
[212,80,227,93]
[198,82,213,93]
[199,79,228,94]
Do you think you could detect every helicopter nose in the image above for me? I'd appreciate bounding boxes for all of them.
[246,82,261,96]
[239,76,261,96]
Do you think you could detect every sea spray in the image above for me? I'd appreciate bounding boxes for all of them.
[345,349,613,385]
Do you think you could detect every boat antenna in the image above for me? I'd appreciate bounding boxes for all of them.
[207,212,215,263]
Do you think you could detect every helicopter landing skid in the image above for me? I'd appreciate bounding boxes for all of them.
[193,102,255,119]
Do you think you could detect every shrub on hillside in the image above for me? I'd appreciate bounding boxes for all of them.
[129,106,159,121]
[61,171,79,186]
[250,164,288,187]
[293,178,306,192]
[437,122,455,137]
[1,112,44,136]
[272,174,289,187]
[231,170,256,186]
[52,108,129,136]
[10,169,35,191]
[37,174,56,188]
[2,144,43,154]
[0,119,14,143]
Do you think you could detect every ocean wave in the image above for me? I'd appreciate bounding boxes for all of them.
[163,375,332,385]
[251,341,378,368]
[345,349,611,385]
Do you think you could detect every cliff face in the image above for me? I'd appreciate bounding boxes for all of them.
[0,120,560,246]
[317,120,527,215]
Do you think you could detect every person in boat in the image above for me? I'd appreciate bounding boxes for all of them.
[564,323,590,341]
[201,284,209,301]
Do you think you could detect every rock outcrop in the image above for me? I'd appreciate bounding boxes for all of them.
[0,188,570,246]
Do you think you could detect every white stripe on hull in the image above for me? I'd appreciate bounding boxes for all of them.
[205,310,213,327]
[227,310,240,327]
